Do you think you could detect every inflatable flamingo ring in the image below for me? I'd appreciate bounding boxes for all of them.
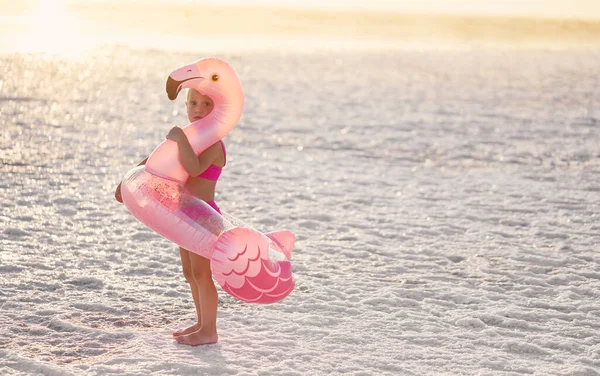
[120,58,295,304]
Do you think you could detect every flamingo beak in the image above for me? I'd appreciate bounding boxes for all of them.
[165,63,205,100]
[166,75,205,100]
[166,76,182,100]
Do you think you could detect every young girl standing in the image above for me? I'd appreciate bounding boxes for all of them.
[115,88,226,346]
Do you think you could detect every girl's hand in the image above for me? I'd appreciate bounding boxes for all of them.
[166,126,187,143]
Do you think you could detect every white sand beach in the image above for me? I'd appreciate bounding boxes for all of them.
[1,2,600,375]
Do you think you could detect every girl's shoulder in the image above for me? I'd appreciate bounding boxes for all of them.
[198,141,221,153]
[197,141,225,162]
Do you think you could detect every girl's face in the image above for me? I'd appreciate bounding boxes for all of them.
[186,89,214,122]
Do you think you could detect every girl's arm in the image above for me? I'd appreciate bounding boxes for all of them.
[166,126,220,176]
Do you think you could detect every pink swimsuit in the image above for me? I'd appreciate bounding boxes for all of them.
[182,140,226,216]
[196,140,226,182]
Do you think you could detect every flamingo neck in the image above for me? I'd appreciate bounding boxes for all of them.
[144,93,242,183]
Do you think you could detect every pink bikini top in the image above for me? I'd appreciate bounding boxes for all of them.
[197,140,226,181]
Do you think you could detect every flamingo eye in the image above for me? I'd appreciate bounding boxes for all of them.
[211,74,219,82]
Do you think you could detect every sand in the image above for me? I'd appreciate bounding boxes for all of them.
[1,8,600,375]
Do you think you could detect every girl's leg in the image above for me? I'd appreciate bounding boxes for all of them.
[173,247,203,337]
[175,253,219,346]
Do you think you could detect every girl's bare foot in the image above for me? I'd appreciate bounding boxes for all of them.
[175,328,218,346]
[172,323,201,337]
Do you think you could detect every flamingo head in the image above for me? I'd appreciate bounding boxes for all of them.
[165,58,244,110]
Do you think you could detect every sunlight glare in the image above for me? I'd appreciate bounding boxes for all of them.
[17,0,89,55]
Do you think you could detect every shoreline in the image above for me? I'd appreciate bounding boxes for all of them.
[1,2,600,54]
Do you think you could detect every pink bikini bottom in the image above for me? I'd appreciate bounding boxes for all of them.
[180,200,221,219]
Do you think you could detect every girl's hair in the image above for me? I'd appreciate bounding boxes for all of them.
[186,88,203,101]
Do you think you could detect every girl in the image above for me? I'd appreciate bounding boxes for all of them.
[115,88,225,346]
